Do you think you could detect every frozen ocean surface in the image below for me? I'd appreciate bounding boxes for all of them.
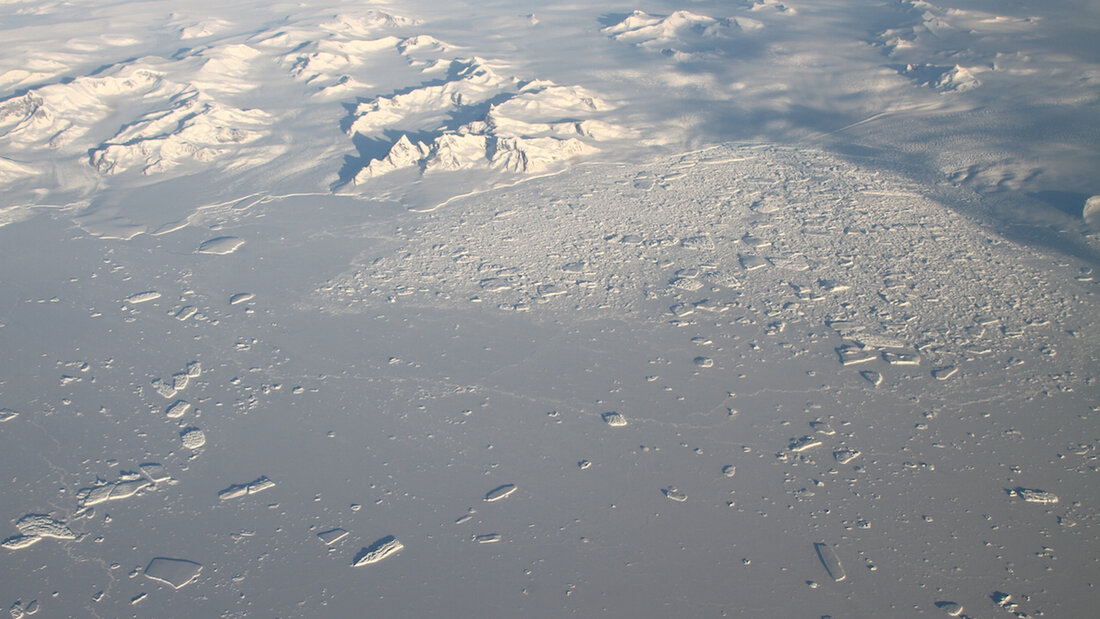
[1,1,1098,617]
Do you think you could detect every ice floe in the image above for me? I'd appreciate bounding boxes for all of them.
[352,535,403,566]
[180,427,206,450]
[484,484,517,502]
[602,412,628,427]
[144,557,202,589]
[813,542,846,582]
[218,476,275,500]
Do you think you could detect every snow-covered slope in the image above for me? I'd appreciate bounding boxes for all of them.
[348,58,628,182]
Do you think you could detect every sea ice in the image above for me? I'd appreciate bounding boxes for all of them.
[317,528,348,545]
[352,535,403,566]
[663,487,687,502]
[15,514,75,539]
[814,542,846,582]
[144,558,203,589]
[935,601,964,616]
[219,476,274,500]
[789,436,823,452]
[1009,488,1059,504]
[484,484,517,502]
[833,449,860,464]
[165,400,191,418]
[197,236,245,255]
[1,535,42,550]
[125,291,161,304]
[180,427,206,449]
[602,412,627,427]
[140,463,170,483]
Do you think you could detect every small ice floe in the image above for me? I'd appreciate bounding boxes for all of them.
[789,436,823,452]
[218,476,275,500]
[931,366,958,381]
[197,236,245,255]
[174,306,197,321]
[602,412,627,427]
[352,535,403,566]
[180,427,206,450]
[860,370,883,386]
[125,291,161,304]
[317,528,348,545]
[836,344,876,366]
[814,542,846,582]
[165,400,191,418]
[1008,487,1059,504]
[77,472,153,507]
[140,463,170,483]
[144,557,202,589]
[663,487,687,502]
[883,351,920,366]
[484,484,517,502]
[833,449,860,465]
[934,601,964,616]
[669,277,704,292]
[15,514,76,540]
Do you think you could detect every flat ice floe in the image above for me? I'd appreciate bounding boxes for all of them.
[125,291,161,304]
[197,236,245,255]
[139,463,170,483]
[144,557,203,589]
[813,542,846,582]
[483,483,516,502]
[317,528,349,546]
[218,476,275,500]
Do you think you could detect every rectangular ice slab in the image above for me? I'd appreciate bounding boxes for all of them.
[317,528,348,545]
[144,557,202,589]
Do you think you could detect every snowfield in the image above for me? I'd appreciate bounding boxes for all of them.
[1,1,1098,617]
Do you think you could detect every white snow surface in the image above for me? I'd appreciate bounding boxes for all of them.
[1,1,1098,617]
